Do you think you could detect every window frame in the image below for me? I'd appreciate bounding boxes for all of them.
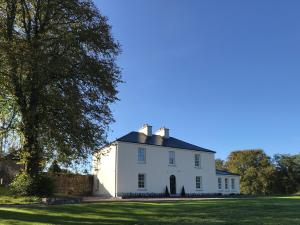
[168,151,176,165]
[138,173,146,189]
[194,154,201,168]
[137,147,146,164]
[225,178,229,190]
[218,177,222,190]
[231,178,235,190]
[195,176,203,190]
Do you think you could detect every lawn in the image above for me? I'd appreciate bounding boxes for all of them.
[0,196,300,225]
[0,186,40,205]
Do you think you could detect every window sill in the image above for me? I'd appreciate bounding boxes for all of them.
[195,189,203,192]
[137,188,147,191]
[168,164,176,167]
[137,161,146,164]
[194,166,202,169]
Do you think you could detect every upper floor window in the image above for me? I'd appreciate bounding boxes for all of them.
[196,176,203,190]
[138,173,146,189]
[138,148,146,163]
[218,177,222,190]
[225,178,229,189]
[231,178,235,190]
[169,151,175,165]
[194,154,201,168]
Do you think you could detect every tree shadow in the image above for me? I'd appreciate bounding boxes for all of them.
[0,197,300,225]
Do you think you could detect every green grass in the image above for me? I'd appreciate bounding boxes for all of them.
[0,186,40,205]
[0,196,300,224]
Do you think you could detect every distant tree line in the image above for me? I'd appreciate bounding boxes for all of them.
[216,149,300,195]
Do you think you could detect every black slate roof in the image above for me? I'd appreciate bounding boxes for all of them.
[216,169,240,176]
[116,131,215,153]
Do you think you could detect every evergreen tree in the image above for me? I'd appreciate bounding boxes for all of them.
[181,186,186,197]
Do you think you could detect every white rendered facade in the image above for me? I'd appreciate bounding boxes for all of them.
[92,125,240,197]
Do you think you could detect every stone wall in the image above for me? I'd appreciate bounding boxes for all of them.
[48,173,93,196]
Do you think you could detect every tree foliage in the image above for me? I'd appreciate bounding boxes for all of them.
[273,154,300,194]
[215,158,226,171]
[218,150,300,195]
[0,0,121,175]
[48,160,61,173]
[225,149,275,195]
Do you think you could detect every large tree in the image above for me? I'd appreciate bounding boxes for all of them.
[226,149,275,195]
[273,154,300,194]
[0,0,121,175]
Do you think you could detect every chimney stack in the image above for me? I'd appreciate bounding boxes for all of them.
[155,127,169,139]
[138,124,152,136]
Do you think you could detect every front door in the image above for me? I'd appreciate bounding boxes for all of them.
[170,175,176,194]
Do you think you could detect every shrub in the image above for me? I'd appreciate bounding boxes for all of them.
[165,186,170,197]
[0,185,11,195]
[120,192,166,199]
[10,173,54,197]
[10,173,33,196]
[32,175,55,197]
[181,186,186,197]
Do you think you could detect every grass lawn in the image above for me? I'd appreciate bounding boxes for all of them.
[0,186,40,205]
[0,196,300,225]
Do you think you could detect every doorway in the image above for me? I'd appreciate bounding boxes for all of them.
[170,175,176,194]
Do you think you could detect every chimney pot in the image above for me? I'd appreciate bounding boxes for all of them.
[155,127,169,138]
[138,124,152,136]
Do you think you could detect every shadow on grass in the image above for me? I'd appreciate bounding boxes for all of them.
[0,197,300,225]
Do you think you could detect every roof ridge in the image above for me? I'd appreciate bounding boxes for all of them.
[116,131,216,153]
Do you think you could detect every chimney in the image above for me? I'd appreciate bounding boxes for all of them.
[139,124,152,136]
[155,127,169,139]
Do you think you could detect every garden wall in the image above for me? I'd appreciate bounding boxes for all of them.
[48,173,93,196]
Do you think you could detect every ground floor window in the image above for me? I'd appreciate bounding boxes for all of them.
[231,178,235,189]
[196,176,202,190]
[218,177,222,190]
[225,178,228,189]
[138,174,146,189]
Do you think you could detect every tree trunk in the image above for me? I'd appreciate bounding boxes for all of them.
[22,117,42,175]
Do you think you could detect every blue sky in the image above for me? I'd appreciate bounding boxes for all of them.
[95,0,300,160]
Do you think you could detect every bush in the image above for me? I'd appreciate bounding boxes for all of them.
[165,186,170,197]
[0,185,11,195]
[120,192,166,199]
[10,173,33,196]
[10,173,54,197]
[181,186,186,197]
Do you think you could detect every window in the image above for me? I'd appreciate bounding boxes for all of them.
[225,178,229,190]
[138,174,146,189]
[231,178,235,190]
[195,154,201,168]
[196,176,202,190]
[169,151,175,165]
[218,178,222,190]
[138,148,146,163]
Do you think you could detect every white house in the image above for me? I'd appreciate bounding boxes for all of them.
[92,124,240,197]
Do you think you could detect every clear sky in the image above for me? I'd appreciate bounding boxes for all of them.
[95,0,300,160]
